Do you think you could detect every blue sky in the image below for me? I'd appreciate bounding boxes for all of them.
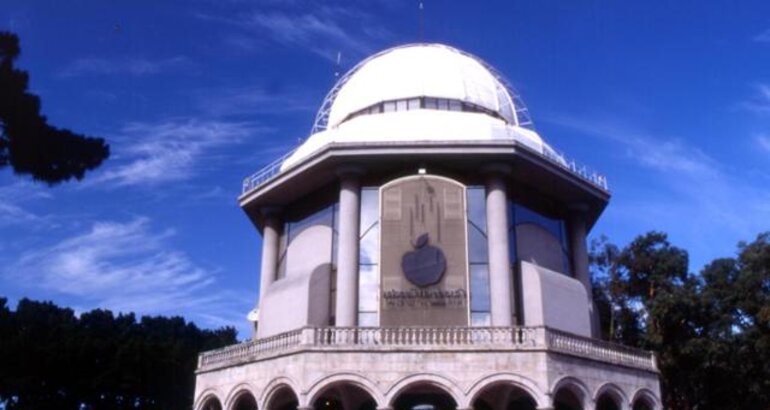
[1,0,769,338]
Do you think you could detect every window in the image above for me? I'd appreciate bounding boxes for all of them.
[467,187,491,326]
[358,187,380,325]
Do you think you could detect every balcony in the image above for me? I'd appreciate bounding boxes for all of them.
[197,326,656,374]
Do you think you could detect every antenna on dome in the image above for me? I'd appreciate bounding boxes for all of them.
[334,51,342,78]
[418,1,425,42]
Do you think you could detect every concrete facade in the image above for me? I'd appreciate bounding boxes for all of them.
[195,43,660,410]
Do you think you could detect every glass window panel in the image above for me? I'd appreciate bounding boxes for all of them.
[407,98,420,110]
[359,188,379,236]
[396,100,407,111]
[466,187,487,233]
[358,264,379,312]
[471,312,491,327]
[359,223,380,264]
[287,205,334,243]
[383,101,396,112]
[468,224,488,264]
[358,312,379,327]
[438,99,449,110]
[514,204,562,239]
[424,98,438,109]
[470,264,491,312]
[449,100,462,111]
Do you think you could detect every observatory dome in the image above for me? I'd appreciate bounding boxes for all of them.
[283,43,554,169]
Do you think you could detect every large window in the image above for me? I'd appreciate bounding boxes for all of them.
[509,202,571,276]
[467,187,491,326]
[276,203,338,280]
[358,188,380,326]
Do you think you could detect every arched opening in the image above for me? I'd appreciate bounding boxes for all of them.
[632,398,653,410]
[312,382,377,410]
[596,393,621,410]
[472,382,537,410]
[392,382,457,410]
[232,391,258,410]
[553,387,583,410]
[201,396,223,410]
[266,385,299,410]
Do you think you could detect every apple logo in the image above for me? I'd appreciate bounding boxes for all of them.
[401,233,447,287]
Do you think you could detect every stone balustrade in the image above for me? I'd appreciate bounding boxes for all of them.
[197,326,656,373]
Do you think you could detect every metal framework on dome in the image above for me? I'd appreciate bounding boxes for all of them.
[309,43,536,135]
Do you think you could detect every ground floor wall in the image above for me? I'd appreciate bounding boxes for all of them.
[194,350,660,410]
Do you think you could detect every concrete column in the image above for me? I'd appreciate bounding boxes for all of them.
[485,167,513,327]
[335,166,364,327]
[258,207,281,307]
[568,205,600,338]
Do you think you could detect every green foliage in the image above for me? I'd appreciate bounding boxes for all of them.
[0,298,236,410]
[0,31,109,184]
[591,232,770,410]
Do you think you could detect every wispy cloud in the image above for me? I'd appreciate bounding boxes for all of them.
[59,56,191,77]
[198,3,392,62]
[0,182,55,229]
[6,217,249,329]
[88,119,263,187]
[194,84,316,117]
[740,83,770,115]
[754,28,770,43]
[756,134,770,153]
[549,114,770,269]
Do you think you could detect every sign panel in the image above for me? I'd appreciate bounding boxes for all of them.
[379,175,469,326]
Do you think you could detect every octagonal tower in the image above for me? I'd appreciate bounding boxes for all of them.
[194,44,660,410]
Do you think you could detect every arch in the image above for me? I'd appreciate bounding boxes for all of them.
[224,384,259,410]
[550,376,591,410]
[385,373,464,408]
[593,383,628,410]
[630,389,660,410]
[306,372,385,406]
[260,377,302,410]
[465,373,548,409]
[196,391,224,410]
[226,385,259,410]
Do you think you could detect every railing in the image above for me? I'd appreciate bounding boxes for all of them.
[197,326,655,372]
[541,148,609,191]
[240,141,609,195]
[546,328,655,371]
[241,147,299,194]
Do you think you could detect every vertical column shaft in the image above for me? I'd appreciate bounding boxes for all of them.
[486,173,513,327]
[335,169,362,327]
[258,211,281,307]
[569,208,600,338]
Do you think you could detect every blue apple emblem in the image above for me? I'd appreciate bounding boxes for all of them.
[401,233,447,287]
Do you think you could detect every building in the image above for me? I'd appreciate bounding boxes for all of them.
[193,43,661,410]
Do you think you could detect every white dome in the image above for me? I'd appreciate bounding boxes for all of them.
[281,43,554,170]
[326,43,522,128]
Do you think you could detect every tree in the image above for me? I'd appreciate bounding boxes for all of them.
[0,298,237,410]
[0,31,109,184]
[591,232,770,410]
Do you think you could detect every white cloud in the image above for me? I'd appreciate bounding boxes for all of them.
[757,134,770,153]
[199,4,391,62]
[7,217,249,329]
[0,181,55,228]
[59,56,191,77]
[549,114,770,269]
[754,28,770,43]
[740,84,770,115]
[88,119,261,187]
[194,84,316,117]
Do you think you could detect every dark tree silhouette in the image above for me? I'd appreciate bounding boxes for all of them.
[0,31,109,184]
[591,232,770,410]
[0,298,237,410]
